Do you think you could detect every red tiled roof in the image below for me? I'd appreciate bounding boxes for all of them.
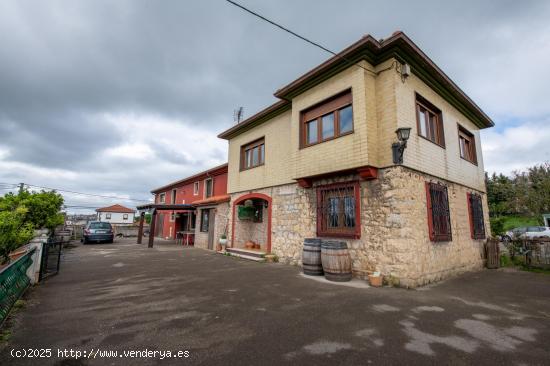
[150,163,228,194]
[192,195,231,207]
[96,204,135,213]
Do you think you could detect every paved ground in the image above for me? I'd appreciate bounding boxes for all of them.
[1,238,550,366]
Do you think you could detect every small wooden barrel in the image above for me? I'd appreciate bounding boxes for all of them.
[303,238,323,276]
[321,240,352,282]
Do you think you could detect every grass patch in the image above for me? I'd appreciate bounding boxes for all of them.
[501,215,540,232]
[500,254,550,274]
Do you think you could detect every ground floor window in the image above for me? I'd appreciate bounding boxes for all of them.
[316,181,360,238]
[200,209,210,232]
[426,182,452,242]
[468,193,486,239]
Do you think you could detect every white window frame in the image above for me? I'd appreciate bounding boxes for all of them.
[106,213,112,219]
[123,213,128,220]
[193,181,199,196]
[159,193,166,203]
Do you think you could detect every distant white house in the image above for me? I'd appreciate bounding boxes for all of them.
[96,204,135,225]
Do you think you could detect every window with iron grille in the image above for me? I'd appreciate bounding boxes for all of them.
[316,182,360,238]
[468,193,486,239]
[425,182,452,242]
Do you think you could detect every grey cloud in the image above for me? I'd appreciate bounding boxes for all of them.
[0,0,549,212]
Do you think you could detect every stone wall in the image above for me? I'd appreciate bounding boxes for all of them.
[194,202,230,250]
[233,205,268,251]
[228,166,489,287]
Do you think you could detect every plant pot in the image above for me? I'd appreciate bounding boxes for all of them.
[254,244,261,250]
[368,274,383,287]
[245,241,255,249]
[219,238,228,245]
[216,244,222,252]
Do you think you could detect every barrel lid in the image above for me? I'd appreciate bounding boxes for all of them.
[321,240,348,249]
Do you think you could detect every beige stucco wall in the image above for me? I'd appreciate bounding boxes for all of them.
[395,72,487,192]
[227,110,294,194]
[289,61,373,178]
[227,57,488,193]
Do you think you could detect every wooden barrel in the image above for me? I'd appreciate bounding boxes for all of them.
[303,238,323,276]
[321,241,352,282]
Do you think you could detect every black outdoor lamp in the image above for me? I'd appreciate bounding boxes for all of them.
[392,127,412,164]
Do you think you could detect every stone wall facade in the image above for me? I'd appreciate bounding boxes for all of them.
[194,202,230,250]
[228,166,489,287]
[232,205,268,251]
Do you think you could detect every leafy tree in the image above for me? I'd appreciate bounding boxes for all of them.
[0,189,64,263]
[0,207,34,263]
[486,162,550,224]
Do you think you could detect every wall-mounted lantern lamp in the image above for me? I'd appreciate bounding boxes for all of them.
[392,127,412,164]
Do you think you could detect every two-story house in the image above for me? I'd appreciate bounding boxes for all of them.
[218,31,493,287]
[96,204,136,225]
[150,163,229,250]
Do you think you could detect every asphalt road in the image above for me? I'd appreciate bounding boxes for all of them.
[1,238,549,366]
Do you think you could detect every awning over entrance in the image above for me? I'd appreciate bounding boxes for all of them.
[135,203,196,248]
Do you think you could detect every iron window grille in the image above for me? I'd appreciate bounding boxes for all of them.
[426,182,452,242]
[316,181,360,238]
[468,193,486,239]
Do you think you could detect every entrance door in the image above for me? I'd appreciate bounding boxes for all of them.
[207,209,216,250]
[156,214,164,237]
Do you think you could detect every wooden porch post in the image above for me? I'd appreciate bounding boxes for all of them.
[137,212,145,244]
[148,209,157,248]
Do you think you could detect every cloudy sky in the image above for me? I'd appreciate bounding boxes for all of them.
[1,0,549,213]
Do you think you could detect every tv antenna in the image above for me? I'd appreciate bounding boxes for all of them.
[234,107,244,123]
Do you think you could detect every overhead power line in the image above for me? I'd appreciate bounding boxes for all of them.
[0,182,150,202]
[225,0,377,75]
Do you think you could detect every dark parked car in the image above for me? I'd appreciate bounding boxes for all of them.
[83,221,114,244]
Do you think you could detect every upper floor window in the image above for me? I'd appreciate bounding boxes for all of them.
[241,138,265,170]
[159,193,166,203]
[106,213,112,219]
[301,90,353,148]
[467,193,485,239]
[193,182,199,196]
[204,178,213,198]
[316,181,360,238]
[123,213,128,220]
[416,94,445,147]
[425,182,452,242]
[171,189,177,204]
[458,125,477,164]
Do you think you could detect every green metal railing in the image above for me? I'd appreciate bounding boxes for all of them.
[0,248,35,325]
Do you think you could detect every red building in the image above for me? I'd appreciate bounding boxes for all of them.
[150,163,228,244]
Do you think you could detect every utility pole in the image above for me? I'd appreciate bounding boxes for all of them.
[18,183,24,194]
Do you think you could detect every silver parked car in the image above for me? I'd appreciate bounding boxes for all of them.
[503,226,550,242]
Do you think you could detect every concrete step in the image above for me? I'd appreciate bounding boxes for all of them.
[226,247,266,258]
[226,252,266,262]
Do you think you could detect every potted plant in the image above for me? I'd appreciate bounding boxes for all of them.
[368,271,383,287]
[219,233,228,252]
